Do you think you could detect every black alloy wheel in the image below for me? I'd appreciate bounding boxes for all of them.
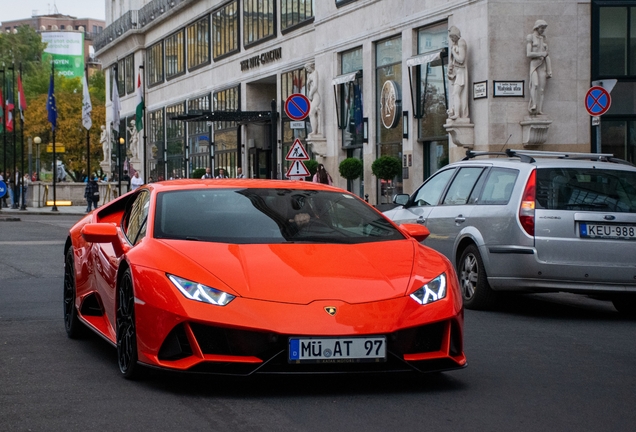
[116,268,141,379]
[457,244,497,310]
[64,248,85,338]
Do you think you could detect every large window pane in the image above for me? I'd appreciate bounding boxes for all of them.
[281,0,314,32]
[599,7,627,76]
[125,55,134,94]
[148,108,165,181]
[117,59,125,97]
[147,41,164,87]
[340,48,363,148]
[187,16,210,70]
[243,0,275,46]
[165,29,185,79]
[166,103,185,179]
[213,1,239,60]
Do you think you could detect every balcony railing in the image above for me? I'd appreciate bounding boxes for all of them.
[94,10,138,52]
[94,0,191,52]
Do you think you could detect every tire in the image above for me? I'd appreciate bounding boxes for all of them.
[63,248,86,338]
[457,244,498,310]
[116,268,143,379]
[611,294,636,317]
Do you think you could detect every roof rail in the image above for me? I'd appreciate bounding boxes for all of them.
[463,149,632,165]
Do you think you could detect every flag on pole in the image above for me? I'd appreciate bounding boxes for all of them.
[5,76,14,132]
[135,72,144,132]
[111,74,121,132]
[0,89,4,133]
[47,73,57,129]
[17,74,26,121]
[82,74,92,130]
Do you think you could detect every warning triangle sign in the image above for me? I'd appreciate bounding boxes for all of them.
[286,160,310,177]
[285,138,310,160]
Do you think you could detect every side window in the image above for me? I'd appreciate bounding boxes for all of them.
[124,191,151,245]
[413,168,456,206]
[478,168,519,205]
[442,167,484,205]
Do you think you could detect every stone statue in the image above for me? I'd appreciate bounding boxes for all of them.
[100,125,110,163]
[128,120,140,160]
[527,20,552,115]
[305,62,322,137]
[447,26,469,121]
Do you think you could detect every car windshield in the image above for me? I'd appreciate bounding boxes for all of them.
[536,167,636,212]
[153,188,405,244]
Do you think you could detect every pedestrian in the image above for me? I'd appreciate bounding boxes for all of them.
[84,177,100,212]
[22,173,30,208]
[201,167,212,179]
[130,171,144,190]
[236,167,245,178]
[216,168,227,179]
[312,164,333,185]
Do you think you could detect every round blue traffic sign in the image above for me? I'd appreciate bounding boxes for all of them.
[585,86,611,116]
[284,93,311,121]
[0,180,6,199]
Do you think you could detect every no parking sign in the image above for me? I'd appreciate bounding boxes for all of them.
[0,180,7,199]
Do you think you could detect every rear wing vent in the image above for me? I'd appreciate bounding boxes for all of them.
[463,149,633,166]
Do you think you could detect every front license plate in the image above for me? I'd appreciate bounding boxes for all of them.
[288,336,387,363]
[580,223,636,240]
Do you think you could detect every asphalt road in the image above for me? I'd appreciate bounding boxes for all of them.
[1,214,635,432]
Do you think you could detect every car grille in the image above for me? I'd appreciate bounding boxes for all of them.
[157,320,462,374]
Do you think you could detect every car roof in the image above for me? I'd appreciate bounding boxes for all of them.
[448,156,636,172]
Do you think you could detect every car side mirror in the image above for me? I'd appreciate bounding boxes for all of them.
[81,223,128,256]
[399,223,430,242]
[393,194,410,206]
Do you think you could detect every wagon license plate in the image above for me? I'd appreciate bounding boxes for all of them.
[288,336,386,363]
[580,223,636,240]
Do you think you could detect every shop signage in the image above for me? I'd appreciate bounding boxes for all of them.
[380,80,400,129]
[493,81,524,97]
[473,81,487,99]
[240,47,282,72]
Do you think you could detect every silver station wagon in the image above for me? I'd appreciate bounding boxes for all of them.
[384,150,636,314]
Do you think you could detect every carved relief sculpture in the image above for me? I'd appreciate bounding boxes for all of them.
[305,62,322,137]
[128,120,140,160]
[447,26,469,121]
[527,20,552,115]
[100,125,110,163]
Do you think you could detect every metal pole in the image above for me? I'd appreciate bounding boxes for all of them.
[85,66,91,181]
[51,63,58,212]
[140,64,147,183]
[0,67,4,177]
[28,137,32,187]
[117,132,122,196]
[19,64,26,210]
[270,99,277,179]
[11,64,17,208]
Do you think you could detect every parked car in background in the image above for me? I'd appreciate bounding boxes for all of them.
[384,150,636,314]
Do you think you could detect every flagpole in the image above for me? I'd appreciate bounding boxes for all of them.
[19,63,25,210]
[10,63,17,209]
[140,64,146,183]
[114,63,122,197]
[85,66,90,181]
[51,63,58,212]
[1,67,5,186]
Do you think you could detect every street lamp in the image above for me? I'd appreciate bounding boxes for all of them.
[118,136,124,196]
[33,137,41,181]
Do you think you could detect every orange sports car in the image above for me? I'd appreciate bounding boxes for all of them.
[63,180,466,378]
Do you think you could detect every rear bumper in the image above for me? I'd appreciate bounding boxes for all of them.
[486,247,636,292]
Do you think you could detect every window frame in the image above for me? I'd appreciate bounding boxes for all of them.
[212,0,240,61]
[243,0,277,49]
[165,28,186,80]
[280,0,315,34]
[147,41,164,88]
[187,15,211,72]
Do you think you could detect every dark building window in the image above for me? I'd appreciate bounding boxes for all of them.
[243,0,275,47]
[148,108,165,181]
[165,29,185,79]
[117,58,126,97]
[188,94,212,171]
[187,16,210,70]
[166,102,186,179]
[147,41,164,87]
[212,1,239,60]
[281,0,314,32]
[125,55,134,94]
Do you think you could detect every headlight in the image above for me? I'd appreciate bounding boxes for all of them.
[410,273,446,305]
[168,274,235,306]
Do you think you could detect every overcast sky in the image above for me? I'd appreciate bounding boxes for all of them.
[2,0,105,23]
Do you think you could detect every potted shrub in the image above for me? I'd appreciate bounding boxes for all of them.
[371,156,401,203]
[339,157,363,192]
[304,159,319,181]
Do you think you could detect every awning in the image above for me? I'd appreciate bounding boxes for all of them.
[332,70,361,86]
[406,48,447,67]
[170,110,273,124]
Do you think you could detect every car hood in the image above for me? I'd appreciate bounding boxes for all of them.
[157,240,424,305]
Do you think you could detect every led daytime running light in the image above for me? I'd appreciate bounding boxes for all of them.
[168,274,235,306]
[410,273,447,305]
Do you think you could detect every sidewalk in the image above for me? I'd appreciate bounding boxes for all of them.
[0,205,87,216]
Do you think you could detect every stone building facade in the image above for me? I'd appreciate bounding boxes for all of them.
[94,0,630,204]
